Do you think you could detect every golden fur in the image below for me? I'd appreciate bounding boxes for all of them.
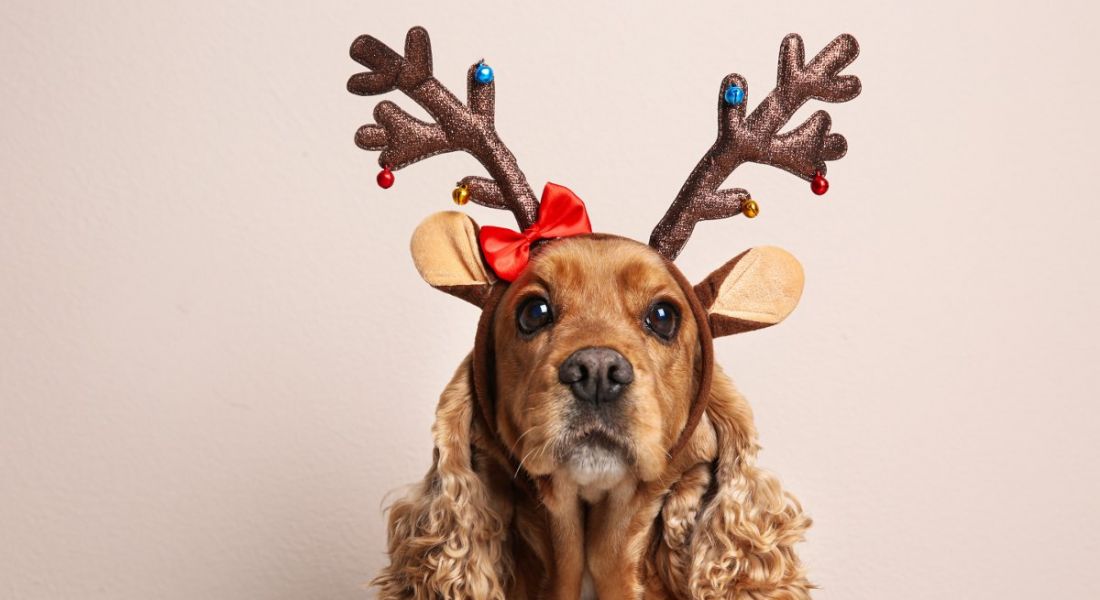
[374,237,811,599]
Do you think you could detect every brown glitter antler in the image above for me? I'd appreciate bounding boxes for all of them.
[649,34,861,260]
[348,27,539,229]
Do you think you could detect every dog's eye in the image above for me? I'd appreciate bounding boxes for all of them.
[644,302,679,340]
[517,296,554,335]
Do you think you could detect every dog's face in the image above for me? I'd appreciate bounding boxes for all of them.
[492,236,701,488]
[409,210,807,488]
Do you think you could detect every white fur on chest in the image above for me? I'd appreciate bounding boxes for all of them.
[580,568,597,600]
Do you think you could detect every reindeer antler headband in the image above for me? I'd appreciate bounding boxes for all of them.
[349,26,860,270]
[348,26,861,464]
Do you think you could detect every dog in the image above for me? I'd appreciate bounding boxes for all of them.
[348,26,861,599]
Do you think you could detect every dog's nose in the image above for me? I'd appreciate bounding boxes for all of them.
[558,347,634,405]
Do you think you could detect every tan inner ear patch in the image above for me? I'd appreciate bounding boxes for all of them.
[410,211,496,288]
[710,247,803,326]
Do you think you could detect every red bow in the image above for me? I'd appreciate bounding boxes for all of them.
[479,183,592,282]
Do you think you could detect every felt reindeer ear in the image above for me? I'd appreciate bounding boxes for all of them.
[410,211,497,307]
[693,246,804,337]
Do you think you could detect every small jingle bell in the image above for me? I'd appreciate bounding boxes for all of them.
[811,171,829,195]
[723,84,745,106]
[474,63,494,84]
[452,184,470,206]
[742,199,759,218]
[377,165,395,189]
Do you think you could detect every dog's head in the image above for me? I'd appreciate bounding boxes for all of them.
[411,213,803,490]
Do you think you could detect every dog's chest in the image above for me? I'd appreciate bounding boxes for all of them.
[580,568,597,600]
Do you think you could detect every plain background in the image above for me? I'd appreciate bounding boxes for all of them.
[2,0,1098,598]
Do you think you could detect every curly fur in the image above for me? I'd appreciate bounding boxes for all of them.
[655,462,712,593]
[371,358,512,599]
[684,371,813,599]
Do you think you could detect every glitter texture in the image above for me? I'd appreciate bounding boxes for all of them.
[349,29,861,258]
[649,33,862,260]
[348,27,539,229]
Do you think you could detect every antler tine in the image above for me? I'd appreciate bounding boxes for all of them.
[649,34,861,260]
[456,176,510,210]
[349,27,539,229]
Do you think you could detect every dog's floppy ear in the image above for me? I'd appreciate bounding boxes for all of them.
[693,246,805,338]
[410,211,497,307]
[372,357,510,598]
[688,368,813,596]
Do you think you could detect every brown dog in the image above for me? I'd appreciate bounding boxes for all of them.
[349,26,860,599]
[378,224,807,599]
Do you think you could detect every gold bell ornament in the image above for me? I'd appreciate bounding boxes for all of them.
[452,185,470,206]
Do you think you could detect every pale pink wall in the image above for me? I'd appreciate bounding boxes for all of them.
[2,1,1098,598]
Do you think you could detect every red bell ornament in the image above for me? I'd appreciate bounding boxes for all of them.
[811,171,829,195]
[377,165,395,189]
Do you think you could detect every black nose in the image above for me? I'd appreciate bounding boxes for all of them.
[558,347,634,405]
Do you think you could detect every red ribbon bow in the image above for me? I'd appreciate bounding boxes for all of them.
[479,183,592,282]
